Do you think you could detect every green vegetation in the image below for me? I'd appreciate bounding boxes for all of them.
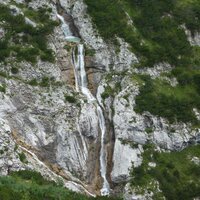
[135,75,200,125]
[131,144,200,200]
[39,77,50,87]
[27,77,56,87]
[0,84,6,93]
[85,47,96,56]
[84,0,200,125]
[0,170,122,200]
[11,67,19,74]
[101,85,113,100]
[18,152,28,163]
[65,94,77,103]
[145,127,154,134]
[84,0,200,67]
[0,4,58,63]
[101,82,121,100]
[28,78,38,86]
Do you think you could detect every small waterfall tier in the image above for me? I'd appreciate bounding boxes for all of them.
[57,14,81,43]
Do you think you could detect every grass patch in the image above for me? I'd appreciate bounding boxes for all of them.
[0,170,122,200]
[101,82,121,100]
[85,47,96,56]
[28,78,38,86]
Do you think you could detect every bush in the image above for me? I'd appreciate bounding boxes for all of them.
[101,85,113,100]
[0,85,6,93]
[65,95,77,103]
[28,78,38,86]
[18,152,28,163]
[11,67,19,74]
[39,77,49,87]
[145,127,153,134]
[10,170,56,186]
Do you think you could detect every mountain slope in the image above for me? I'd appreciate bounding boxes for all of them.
[0,0,199,199]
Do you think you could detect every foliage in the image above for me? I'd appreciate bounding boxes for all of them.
[28,78,38,86]
[84,0,200,124]
[0,170,122,200]
[65,94,77,103]
[0,84,6,93]
[0,4,58,63]
[145,127,153,134]
[101,85,113,100]
[85,47,96,56]
[39,77,50,87]
[101,82,121,100]
[84,0,200,67]
[130,144,200,200]
[135,75,200,125]
[18,152,28,163]
[11,67,19,74]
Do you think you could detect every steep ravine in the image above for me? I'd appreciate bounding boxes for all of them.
[56,5,116,195]
[0,0,200,199]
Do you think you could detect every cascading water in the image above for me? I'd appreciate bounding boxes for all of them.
[57,14,81,43]
[73,44,110,196]
[57,14,110,196]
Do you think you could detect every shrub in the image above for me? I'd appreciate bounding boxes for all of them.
[39,77,49,87]
[101,85,113,100]
[145,127,153,134]
[10,170,56,186]
[18,152,28,163]
[84,0,198,67]
[11,67,19,74]
[65,95,77,103]
[0,85,6,93]
[28,78,38,86]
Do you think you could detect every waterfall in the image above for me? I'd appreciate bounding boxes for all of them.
[97,106,110,196]
[57,14,81,43]
[58,14,110,196]
[73,44,110,196]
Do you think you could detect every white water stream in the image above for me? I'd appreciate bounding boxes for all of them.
[57,14,110,195]
[57,14,81,43]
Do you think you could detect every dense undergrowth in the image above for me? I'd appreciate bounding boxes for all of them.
[131,144,200,200]
[0,3,58,64]
[134,74,200,125]
[0,170,122,200]
[84,0,200,67]
[85,0,200,125]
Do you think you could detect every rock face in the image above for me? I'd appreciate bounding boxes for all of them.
[0,0,200,199]
[0,0,101,194]
[109,75,200,183]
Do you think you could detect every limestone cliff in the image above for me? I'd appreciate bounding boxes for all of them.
[0,0,200,199]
